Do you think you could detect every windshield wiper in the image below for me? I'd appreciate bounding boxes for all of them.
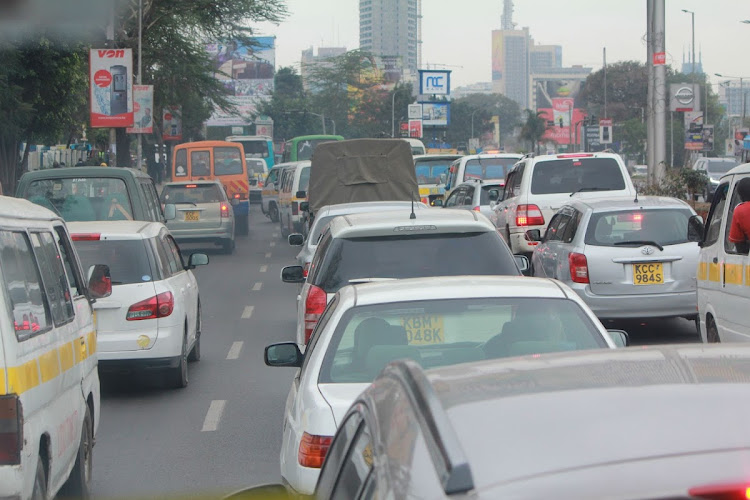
[570,187,613,197]
[614,240,664,251]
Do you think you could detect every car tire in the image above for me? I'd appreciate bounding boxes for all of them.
[706,316,720,343]
[280,216,289,239]
[31,455,46,500]
[59,404,93,499]
[170,330,189,388]
[269,203,279,223]
[189,302,201,362]
[222,238,235,254]
[235,214,248,237]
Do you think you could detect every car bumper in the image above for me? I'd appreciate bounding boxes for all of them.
[171,227,233,243]
[509,229,542,254]
[98,322,183,360]
[0,465,23,500]
[569,284,698,319]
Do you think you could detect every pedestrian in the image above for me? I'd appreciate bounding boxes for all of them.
[75,158,84,166]
[728,177,750,255]
[52,161,60,168]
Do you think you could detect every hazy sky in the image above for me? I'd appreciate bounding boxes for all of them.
[255,0,750,87]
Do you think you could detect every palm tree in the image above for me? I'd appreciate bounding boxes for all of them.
[520,110,549,154]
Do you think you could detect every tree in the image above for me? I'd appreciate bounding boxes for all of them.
[578,61,649,123]
[520,110,549,153]
[445,93,521,148]
[255,67,319,140]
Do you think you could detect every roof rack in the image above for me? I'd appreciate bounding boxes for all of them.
[382,360,475,495]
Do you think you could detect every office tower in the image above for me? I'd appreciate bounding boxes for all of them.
[359,0,421,82]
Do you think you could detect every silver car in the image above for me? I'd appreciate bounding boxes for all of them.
[528,196,699,320]
[160,180,235,254]
[442,179,504,221]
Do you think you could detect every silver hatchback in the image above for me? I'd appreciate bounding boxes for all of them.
[528,196,700,320]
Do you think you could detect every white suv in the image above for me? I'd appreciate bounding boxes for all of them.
[492,152,636,255]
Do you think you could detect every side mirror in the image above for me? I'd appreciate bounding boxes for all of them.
[299,201,309,212]
[288,233,304,246]
[295,190,307,199]
[281,265,305,283]
[439,173,447,184]
[164,204,176,221]
[525,229,542,242]
[431,199,443,207]
[264,343,303,368]
[187,253,209,269]
[514,254,530,274]
[488,190,500,202]
[87,264,112,299]
[223,484,291,500]
[688,214,705,243]
[606,329,630,348]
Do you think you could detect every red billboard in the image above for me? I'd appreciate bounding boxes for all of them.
[538,98,586,145]
[89,48,134,128]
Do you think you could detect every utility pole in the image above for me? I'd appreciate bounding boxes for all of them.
[603,47,607,120]
[136,0,143,171]
[646,0,655,185]
[654,0,667,179]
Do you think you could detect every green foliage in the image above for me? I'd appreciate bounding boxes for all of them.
[520,110,549,153]
[256,66,320,140]
[641,167,708,203]
[444,94,520,148]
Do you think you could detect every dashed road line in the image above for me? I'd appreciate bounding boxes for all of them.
[270,241,276,247]
[273,233,279,238]
[260,265,268,273]
[252,282,263,291]
[226,341,243,360]
[201,400,226,432]
[241,306,255,319]
[265,252,272,259]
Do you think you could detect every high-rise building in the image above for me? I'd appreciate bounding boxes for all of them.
[491,27,530,109]
[300,46,347,91]
[359,0,422,82]
[530,44,562,72]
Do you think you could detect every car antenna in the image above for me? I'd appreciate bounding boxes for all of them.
[634,185,639,203]
[410,196,417,219]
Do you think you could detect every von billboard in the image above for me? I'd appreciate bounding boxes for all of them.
[90,48,133,127]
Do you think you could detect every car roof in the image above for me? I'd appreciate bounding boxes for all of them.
[726,162,750,176]
[19,166,150,182]
[163,180,224,187]
[414,154,463,160]
[339,276,569,306]
[67,220,164,240]
[460,153,522,162]
[528,152,623,164]
[316,201,428,217]
[374,344,750,495]
[569,195,692,212]
[327,208,495,239]
[0,196,62,221]
[277,160,311,171]
[456,180,504,188]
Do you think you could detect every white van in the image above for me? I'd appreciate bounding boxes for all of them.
[402,138,426,155]
[0,196,110,499]
[694,163,750,342]
[277,161,311,238]
[444,153,523,200]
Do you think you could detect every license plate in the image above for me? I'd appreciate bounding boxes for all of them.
[633,262,664,285]
[184,211,200,221]
[400,315,444,345]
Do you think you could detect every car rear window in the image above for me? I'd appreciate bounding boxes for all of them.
[585,208,693,247]
[319,297,605,384]
[531,158,626,195]
[160,184,223,204]
[480,184,504,205]
[73,239,155,285]
[236,140,269,158]
[415,159,453,185]
[463,158,517,181]
[214,147,244,175]
[299,166,311,192]
[706,160,737,174]
[314,232,519,293]
[26,177,134,222]
[310,215,336,245]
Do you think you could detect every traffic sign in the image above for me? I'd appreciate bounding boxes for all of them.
[599,118,613,145]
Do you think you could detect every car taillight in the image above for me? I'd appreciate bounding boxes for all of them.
[220,203,229,218]
[292,201,298,215]
[298,432,333,469]
[472,206,481,212]
[689,483,750,500]
[516,204,544,226]
[303,262,310,278]
[421,197,429,205]
[569,252,590,284]
[0,395,22,465]
[126,292,174,321]
[71,233,101,241]
[304,285,327,343]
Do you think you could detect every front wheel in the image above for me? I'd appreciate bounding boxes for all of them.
[60,405,93,499]
[706,316,720,343]
[268,203,279,223]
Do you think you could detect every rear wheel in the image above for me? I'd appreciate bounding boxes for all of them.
[31,455,46,500]
[280,215,289,238]
[221,238,235,254]
[707,316,720,343]
[269,203,279,223]
[60,405,93,499]
[169,331,189,388]
[189,302,201,362]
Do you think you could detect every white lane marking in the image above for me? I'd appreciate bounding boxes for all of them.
[252,282,263,291]
[265,252,272,259]
[201,400,226,432]
[241,306,255,319]
[260,265,268,273]
[270,241,276,247]
[273,233,279,237]
[226,341,243,360]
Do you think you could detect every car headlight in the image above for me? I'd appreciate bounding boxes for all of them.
[710,178,720,185]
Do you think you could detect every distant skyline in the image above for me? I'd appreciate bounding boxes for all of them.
[255,0,750,87]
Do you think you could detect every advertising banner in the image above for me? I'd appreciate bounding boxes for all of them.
[162,106,182,141]
[255,116,274,138]
[419,70,451,95]
[127,85,154,134]
[700,125,714,152]
[536,79,586,145]
[89,48,134,127]
[409,120,423,138]
[420,102,450,127]
[408,104,423,120]
[206,37,275,126]
[684,111,703,131]
[670,83,701,112]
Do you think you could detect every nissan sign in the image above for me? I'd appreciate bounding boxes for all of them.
[670,83,701,112]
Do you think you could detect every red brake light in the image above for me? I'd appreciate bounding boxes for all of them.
[303,262,310,278]
[569,252,590,284]
[689,483,750,500]
[472,206,481,212]
[515,204,544,227]
[220,204,229,218]
[126,292,174,321]
[304,285,327,344]
[557,153,594,158]
[298,432,333,468]
[185,184,197,188]
[234,193,241,199]
[421,197,428,204]
[71,233,101,241]
[0,395,21,465]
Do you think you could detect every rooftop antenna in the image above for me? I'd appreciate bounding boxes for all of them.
[410,196,416,219]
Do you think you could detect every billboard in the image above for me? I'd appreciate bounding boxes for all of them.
[162,106,182,141]
[491,31,503,81]
[670,83,701,112]
[206,37,275,126]
[89,48,134,127]
[409,120,423,138]
[127,85,154,134]
[419,70,451,95]
[420,102,450,127]
[536,78,586,145]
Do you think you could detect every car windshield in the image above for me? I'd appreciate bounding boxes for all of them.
[585,208,693,247]
[235,140,269,158]
[73,239,154,285]
[297,139,330,161]
[463,158,517,181]
[299,166,311,191]
[160,184,223,204]
[214,147,244,175]
[706,160,737,174]
[531,158,626,195]
[25,177,133,222]
[315,232,519,293]
[319,298,605,384]
[415,158,453,184]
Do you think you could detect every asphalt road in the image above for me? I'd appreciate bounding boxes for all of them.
[91,208,701,499]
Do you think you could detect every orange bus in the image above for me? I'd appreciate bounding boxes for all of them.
[172,141,250,234]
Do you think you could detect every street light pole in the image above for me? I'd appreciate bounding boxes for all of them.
[136,0,143,171]
[470,109,480,140]
[682,9,695,81]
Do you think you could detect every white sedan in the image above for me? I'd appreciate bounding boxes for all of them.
[264,275,626,495]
